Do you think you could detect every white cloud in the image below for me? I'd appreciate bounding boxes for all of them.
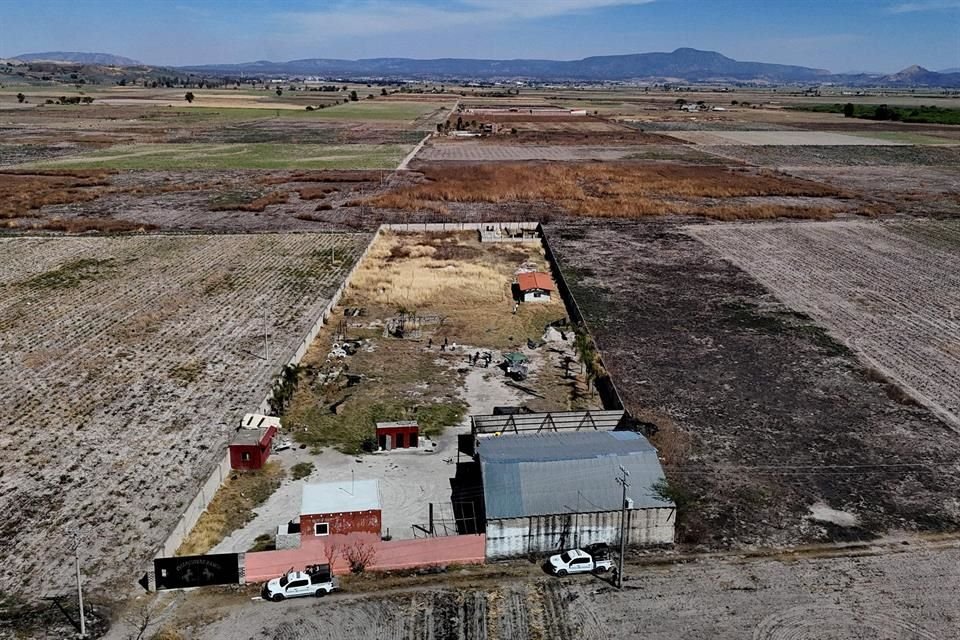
[276,1,655,39]
[887,0,960,13]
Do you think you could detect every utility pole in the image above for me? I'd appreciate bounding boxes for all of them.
[616,465,630,589]
[69,531,86,637]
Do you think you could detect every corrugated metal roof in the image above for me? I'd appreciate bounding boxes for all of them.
[479,431,672,519]
[516,271,555,292]
[300,480,381,516]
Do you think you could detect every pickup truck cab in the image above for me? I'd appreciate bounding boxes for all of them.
[547,548,615,576]
[262,565,339,601]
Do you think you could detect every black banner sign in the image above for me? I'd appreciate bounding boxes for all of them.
[154,553,240,590]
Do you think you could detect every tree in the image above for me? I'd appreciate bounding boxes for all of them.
[184,92,195,103]
[16,92,25,103]
[342,540,377,573]
[874,104,896,121]
[381,88,387,96]
[276,87,283,97]
[349,90,358,102]
[843,102,855,118]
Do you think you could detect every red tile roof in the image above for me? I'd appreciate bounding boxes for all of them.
[517,271,555,292]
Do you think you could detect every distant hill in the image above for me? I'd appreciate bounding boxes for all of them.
[182,48,832,83]
[13,51,142,66]
[835,65,960,88]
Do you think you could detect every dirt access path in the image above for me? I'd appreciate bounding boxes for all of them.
[131,536,960,639]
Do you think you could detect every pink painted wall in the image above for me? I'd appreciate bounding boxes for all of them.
[245,534,486,584]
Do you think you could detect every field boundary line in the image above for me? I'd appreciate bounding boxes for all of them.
[397,133,431,170]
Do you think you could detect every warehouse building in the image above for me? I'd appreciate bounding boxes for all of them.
[478,431,674,559]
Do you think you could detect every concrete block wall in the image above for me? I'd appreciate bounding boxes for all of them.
[158,451,231,558]
[538,223,626,411]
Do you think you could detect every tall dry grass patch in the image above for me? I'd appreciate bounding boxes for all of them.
[0,170,115,218]
[349,232,514,309]
[366,163,851,220]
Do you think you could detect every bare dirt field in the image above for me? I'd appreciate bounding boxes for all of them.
[546,221,960,547]
[114,537,960,640]
[0,169,400,233]
[687,219,960,429]
[667,130,909,145]
[698,143,960,167]
[0,233,369,595]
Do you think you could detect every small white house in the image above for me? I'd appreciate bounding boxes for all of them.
[516,271,555,303]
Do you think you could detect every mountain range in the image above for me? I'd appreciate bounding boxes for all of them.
[10,48,960,87]
[13,51,142,66]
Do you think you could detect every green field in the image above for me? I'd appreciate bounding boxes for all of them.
[791,103,960,125]
[24,142,413,170]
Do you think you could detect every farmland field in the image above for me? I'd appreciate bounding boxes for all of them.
[0,233,369,594]
[416,142,645,162]
[687,219,960,430]
[19,143,415,170]
[666,130,908,145]
[547,221,960,547]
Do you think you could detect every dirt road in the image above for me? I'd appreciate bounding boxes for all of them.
[141,538,959,640]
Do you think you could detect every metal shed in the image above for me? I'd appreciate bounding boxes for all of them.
[478,431,675,559]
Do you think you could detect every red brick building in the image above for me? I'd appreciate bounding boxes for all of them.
[300,480,382,541]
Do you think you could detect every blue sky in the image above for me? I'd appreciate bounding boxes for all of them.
[3,0,959,72]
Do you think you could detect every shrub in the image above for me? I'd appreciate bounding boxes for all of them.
[291,461,314,480]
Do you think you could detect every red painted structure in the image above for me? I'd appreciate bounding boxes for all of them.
[229,426,277,470]
[376,421,419,450]
[300,480,382,541]
[301,510,382,539]
[245,534,487,582]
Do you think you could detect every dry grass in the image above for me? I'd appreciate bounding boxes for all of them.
[298,185,339,200]
[34,217,157,233]
[350,232,519,309]
[257,170,384,185]
[285,232,573,453]
[176,462,286,556]
[208,191,289,212]
[0,170,115,218]
[366,163,851,220]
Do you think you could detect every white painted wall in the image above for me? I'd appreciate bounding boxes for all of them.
[522,290,551,303]
[485,508,675,559]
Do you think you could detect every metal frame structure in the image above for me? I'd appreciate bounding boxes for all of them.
[470,409,625,437]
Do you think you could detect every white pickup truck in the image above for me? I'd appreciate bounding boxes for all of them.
[547,545,615,576]
[262,565,340,601]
